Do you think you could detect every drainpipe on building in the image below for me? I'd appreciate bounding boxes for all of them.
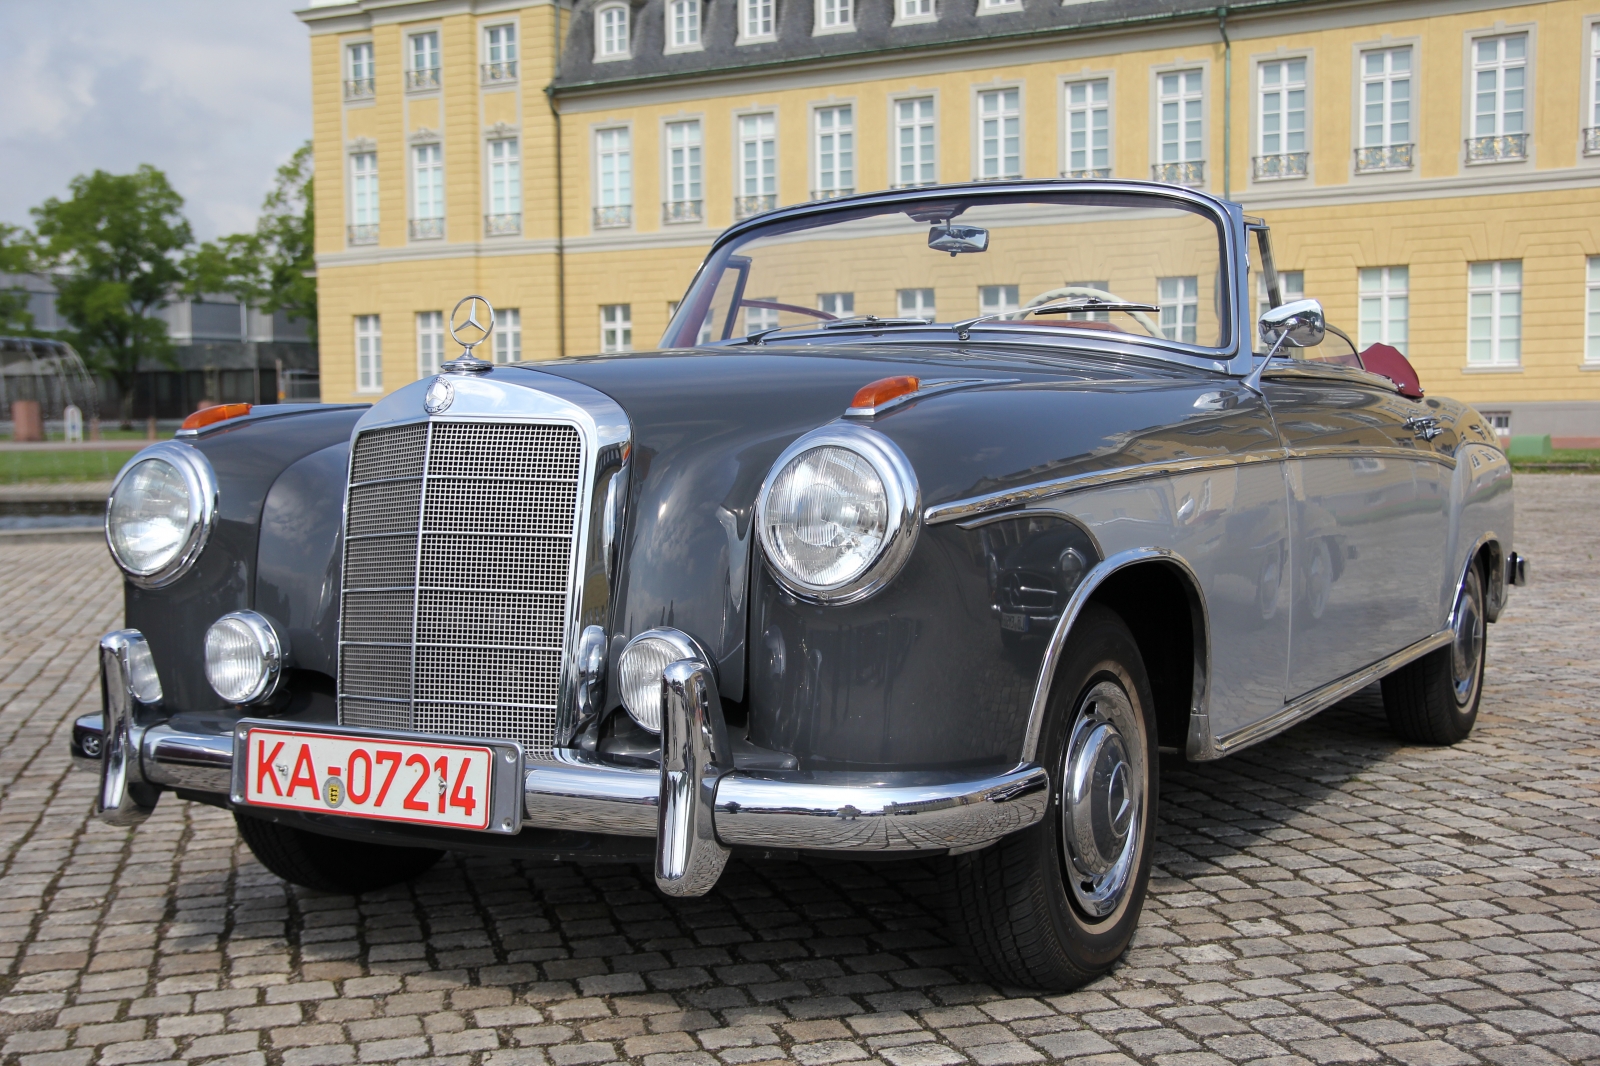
[547,0,567,359]
[1219,6,1231,201]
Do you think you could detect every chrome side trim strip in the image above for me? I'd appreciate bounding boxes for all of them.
[925,452,1282,526]
[1211,628,1452,757]
[1285,446,1457,469]
[655,659,730,896]
[95,631,161,826]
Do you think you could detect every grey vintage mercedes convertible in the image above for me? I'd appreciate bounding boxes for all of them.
[76,180,1524,989]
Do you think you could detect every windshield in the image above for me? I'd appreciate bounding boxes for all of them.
[662,191,1231,353]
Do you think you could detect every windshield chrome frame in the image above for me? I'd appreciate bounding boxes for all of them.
[661,180,1252,378]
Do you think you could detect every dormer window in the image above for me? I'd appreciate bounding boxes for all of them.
[667,0,701,50]
[817,0,853,32]
[895,0,934,22]
[597,4,630,59]
[741,0,775,41]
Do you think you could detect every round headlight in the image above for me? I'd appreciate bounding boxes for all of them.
[205,611,286,704]
[756,426,919,603]
[105,442,216,588]
[616,629,711,733]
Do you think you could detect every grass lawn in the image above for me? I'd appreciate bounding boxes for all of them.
[1510,448,1600,473]
[1,450,139,485]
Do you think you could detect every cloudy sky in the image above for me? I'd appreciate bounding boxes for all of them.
[1,1,312,242]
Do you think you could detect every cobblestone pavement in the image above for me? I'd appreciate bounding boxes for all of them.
[1,474,1598,1066]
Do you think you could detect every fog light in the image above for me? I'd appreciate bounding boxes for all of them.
[204,612,286,704]
[617,628,710,734]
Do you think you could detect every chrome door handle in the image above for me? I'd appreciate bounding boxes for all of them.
[1404,415,1443,440]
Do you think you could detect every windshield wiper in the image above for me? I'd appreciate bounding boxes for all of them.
[743,315,931,345]
[952,298,1160,340]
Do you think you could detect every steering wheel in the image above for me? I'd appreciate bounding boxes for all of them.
[1023,286,1162,337]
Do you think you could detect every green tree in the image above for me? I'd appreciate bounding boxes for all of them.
[31,165,192,426]
[187,141,316,340]
[0,224,36,335]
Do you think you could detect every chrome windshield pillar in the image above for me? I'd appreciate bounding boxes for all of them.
[655,659,730,897]
[95,630,162,826]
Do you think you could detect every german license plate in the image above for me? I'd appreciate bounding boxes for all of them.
[238,726,498,831]
[1000,611,1029,633]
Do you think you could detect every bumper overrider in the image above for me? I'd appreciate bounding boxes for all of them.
[79,629,1050,897]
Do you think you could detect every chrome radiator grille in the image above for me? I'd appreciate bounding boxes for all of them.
[338,420,584,759]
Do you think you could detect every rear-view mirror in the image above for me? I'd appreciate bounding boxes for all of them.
[929,223,989,256]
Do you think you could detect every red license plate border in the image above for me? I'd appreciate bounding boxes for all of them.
[229,719,526,835]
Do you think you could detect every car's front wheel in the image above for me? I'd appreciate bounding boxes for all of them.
[1382,562,1486,745]
[235,813,444,894]
[944,604,1157,990]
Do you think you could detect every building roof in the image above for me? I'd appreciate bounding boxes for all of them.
[553,0,1308,93]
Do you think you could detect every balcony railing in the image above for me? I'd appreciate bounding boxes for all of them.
[1252,152,1309,181]
[344,78,375,101]
[1585,128,1600,157]
[810,187,855,200]
[405,67,441,92]
[409,218,445,240]
[347,224,379,246]
[593,205,632,229]
[481,61,518,85]
[484,213,521,237]
[734,194,777,219]
[1355,143,1414,173]
[1061,167,1111,179]
[1465,133,1529,164]
[1151,160,1204,187]
[663,200,704,224]
[890,180,940,189]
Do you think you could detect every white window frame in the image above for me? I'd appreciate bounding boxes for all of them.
[1586,257,1600,363]
[601,304,633,353]
[1158,275,1199,344]
[1153,66,1207,180]
[484,23,517,65]
[487,137,521,219]
[665,119,704,209]
[1255,57,1308,163]
[978,285,1019,319]
[978,0,1021,15]
[408,31,441,91]
[816,0,854,34]
[1467,260,1522,368]
[1255,270,1304,322]
[1590,23,1600,141]
[1063,77,1111,178]
[1359,266,1408,353]
[596,3,630,60]
[739,0,776,43]
[349,151,379,226]
[898,288,936,322]
[594,125,633,222]
[494,308,522,363]
[411,142,444,223]
[975,86,1021,180]
[738,112,778,200]
[666,0,703,52]
[818,292,855,317]
[416,311,445,377]
[347,41,374,82]
[1471,32,1528,139]
[814,104,855,196]
[1359,46,1413,150]
[893,96,936,188]
[893,0,935,25]
[355,315,383,393]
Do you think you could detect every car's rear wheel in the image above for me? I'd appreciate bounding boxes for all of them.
[1382,563,1486,745]
[944,603,1157,990]
[235,813,444,894]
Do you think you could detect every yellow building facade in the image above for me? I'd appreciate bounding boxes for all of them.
[299,0,1600,437]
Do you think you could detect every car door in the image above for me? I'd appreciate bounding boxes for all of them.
[1261,357,1449,700]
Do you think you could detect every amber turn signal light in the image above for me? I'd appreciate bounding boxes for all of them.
[851,376,920,410]
[181,403,252,431]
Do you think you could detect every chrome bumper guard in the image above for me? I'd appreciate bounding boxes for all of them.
[83,629,1050,896]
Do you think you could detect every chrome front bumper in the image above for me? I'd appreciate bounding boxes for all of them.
[82,630,1050,897]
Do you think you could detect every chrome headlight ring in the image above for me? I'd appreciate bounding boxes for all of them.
[105,441,219,589]
[205,611,288,705]
[754,422,920,605]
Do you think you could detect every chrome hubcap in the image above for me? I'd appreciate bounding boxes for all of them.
[1061,681,1142,918]
[1450,577,1484,707]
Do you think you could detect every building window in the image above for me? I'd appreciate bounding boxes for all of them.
[895,98,936,188]
[737,113,777,218]
[742,0,774,40]
[668,0,701,49]
[1359,267,1408,353]
[346,41,375,99]
[899,288,936,321]
[665,120,704,224]
[1158,276,1199,343]
[979,285,1019,318]
[1468,260,1521,366]
[897,0,933,21]
[597,5,630,58]
[1063,281,1112,321]
[483,23,518,83]
[980,0,1021,10]
[407,31,440,91]
[487,138,521,236]
[1254,59,1307,180]
[495,308,522,363]
[1589,26,1600,155]
[818,0,853,30]
[814,105,854,198]
[819,292,855,317]
[1468,34,1528,163]
[1064,79,1110,178]
[978,88,1020,179]
[417,311,445,376]
[1155,69,1204,185]
[1255,270,1304,320]
[1357,47,1412,172]
[356,315,383,392]
[1587,257,1600,363]
[410,143,444,240]
[601,304,633,352]
[348,151,379,245]
[595,127,632,228]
